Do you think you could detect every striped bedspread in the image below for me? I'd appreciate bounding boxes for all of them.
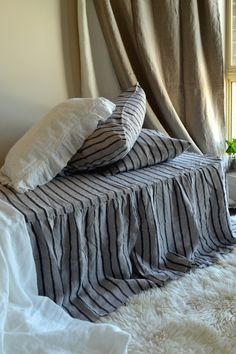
[0,152,235,321]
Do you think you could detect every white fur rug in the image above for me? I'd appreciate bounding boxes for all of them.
[99,217,236,354]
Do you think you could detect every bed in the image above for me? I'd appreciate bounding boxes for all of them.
[0,84,235,330]
[0,151,235,322]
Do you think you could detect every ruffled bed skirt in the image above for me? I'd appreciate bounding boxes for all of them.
[0,153,235,321]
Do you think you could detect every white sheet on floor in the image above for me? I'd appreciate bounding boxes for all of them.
[0,200,130,354]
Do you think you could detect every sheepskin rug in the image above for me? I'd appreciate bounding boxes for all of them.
[99,216,236,354]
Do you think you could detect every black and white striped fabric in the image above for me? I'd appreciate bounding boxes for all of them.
[0,152,235,322]
[102,129,191,175]
[65,83,146,172]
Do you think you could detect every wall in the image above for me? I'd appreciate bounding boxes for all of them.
[0,0,120,167]
[0,0,68,166]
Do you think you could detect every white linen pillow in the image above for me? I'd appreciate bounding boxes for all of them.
[0,98,115,193]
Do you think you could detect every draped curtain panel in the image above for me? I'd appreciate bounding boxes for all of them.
[77,0,225,155]
[77,0,99,97]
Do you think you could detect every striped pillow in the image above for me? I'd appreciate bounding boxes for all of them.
[101,129,191,175]
[66,83,146,172]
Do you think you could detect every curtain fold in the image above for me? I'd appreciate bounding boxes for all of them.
[93,0,169,135]
[92,0,225,155]
[77,0,99,96]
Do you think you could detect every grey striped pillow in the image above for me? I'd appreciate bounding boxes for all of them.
[66,83,146,172]
[101,129,191,175]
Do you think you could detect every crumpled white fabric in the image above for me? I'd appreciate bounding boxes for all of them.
[0,200,130,354]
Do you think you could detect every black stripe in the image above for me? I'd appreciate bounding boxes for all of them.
[72,134,127,161]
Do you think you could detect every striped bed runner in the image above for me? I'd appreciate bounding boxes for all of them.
[0,152,235,321]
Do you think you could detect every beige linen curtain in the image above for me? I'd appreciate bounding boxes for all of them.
[76,0,225,155]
